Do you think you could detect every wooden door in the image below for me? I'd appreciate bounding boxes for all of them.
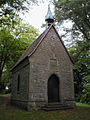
[48,75,60,103]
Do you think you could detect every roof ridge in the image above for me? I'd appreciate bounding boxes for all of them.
[11,24,53,70]
[28,24,53,57]
[11,24,73,71]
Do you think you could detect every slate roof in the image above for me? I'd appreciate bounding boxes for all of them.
[11,24,73,71]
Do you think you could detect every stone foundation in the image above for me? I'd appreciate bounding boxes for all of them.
[64,99,76,108]
[27,101,46,111]
[11,99,28,110]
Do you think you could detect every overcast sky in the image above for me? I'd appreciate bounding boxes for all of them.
[20,0,54,33]
[20,0,73,47]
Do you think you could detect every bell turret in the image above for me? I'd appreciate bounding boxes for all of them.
[45,5,54,27]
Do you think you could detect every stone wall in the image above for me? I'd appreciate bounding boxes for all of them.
[11,26,75,111]
[11,59,29,109]
[28,27,75,110]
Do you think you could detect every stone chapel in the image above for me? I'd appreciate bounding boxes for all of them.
[11,5,75,111]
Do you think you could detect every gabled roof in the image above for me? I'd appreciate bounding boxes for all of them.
[11,24,73,71]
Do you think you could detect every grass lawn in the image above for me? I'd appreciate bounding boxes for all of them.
[0,94,11,97]
[0,94,90,120]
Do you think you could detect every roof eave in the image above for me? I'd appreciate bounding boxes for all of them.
[10,56,28,71]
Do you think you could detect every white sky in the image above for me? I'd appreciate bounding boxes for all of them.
[20,0,54,33]
[20,0,73,46]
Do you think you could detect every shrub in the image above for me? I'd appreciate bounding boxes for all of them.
[80,83,90,104]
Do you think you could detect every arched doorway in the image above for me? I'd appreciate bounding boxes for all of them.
[48,74,60,103]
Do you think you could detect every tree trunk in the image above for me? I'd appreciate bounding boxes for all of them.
[0,69,3,93]
[0,69,2,83]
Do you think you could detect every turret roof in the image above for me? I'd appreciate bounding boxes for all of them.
[45,5,54,21]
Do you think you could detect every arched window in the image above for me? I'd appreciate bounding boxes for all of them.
[17,74,20,92]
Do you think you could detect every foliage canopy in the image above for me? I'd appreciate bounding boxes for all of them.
[54,0,90,42]
[53,0,90,103]
[0,0,39,91]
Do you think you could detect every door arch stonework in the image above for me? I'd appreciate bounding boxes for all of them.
[48,74,60,103]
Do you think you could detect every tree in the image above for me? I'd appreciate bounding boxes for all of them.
[80,83,90,104]
[0,0,37,10]
[53,0,90,103]
[53,0,90,42]
[0,0,38,28]
[68,40,89,102]
[0,0,39,92]
[0,21,39,92]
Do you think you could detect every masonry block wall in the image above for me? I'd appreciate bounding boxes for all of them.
[11,59,29,109]
[28,27,75,110]
[11,26,75,111]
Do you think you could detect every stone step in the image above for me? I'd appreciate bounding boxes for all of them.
[42,106,71,111]
[42,103,72,111]
[48,102,63,106]
[47,103,64,108]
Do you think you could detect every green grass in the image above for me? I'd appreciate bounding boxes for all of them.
[0,94,11,97]
[76,102,90,108]
[0,94,90,120]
